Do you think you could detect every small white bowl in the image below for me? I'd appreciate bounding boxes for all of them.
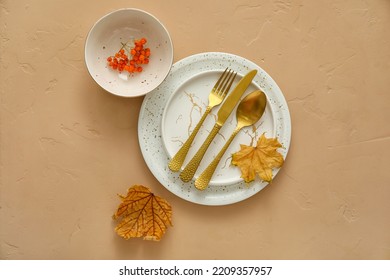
[85,8,173,97]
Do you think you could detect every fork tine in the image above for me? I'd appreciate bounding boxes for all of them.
[217,70,236,96]
[212,68,228,91]
[216,68,232,93]
[220,71,237,97]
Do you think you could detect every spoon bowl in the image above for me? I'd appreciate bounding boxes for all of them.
[235,90,267,129]
[195,90,267,190]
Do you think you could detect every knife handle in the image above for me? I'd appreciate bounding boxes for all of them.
[179,123,221,182]
[168,106,211,172]
[195,128,239,190]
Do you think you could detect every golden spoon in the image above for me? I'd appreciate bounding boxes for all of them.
[195,90,267,190]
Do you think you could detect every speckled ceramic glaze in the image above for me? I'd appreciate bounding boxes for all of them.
[138,52,291,205]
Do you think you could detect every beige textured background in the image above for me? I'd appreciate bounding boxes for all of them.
[1,0,389,260]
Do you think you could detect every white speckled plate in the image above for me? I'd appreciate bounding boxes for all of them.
[138,52,291,206]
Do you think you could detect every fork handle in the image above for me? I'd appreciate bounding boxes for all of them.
[179,123,221,182]
[195,128,240,190]
[168,106,212,172]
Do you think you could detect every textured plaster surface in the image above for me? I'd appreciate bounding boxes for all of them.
[0,0,389,259]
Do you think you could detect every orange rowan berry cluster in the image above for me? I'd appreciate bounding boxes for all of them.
[107,38,150,74]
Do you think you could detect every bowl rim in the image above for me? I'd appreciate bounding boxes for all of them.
[84,8,174,98]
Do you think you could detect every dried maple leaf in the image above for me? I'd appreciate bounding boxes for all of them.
[231,133,284,183]
[112,185,173,241]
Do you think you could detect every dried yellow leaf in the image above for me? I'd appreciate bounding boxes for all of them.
[113,185,173,241]
[231,133,284,183]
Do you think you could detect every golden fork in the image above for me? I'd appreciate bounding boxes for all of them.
[168,68,237,172]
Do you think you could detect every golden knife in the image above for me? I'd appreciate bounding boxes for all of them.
[179,69,257,182]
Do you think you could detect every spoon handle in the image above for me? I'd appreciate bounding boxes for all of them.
[195,127,241,190]
[168,106,211,172]
[180,123,221,182]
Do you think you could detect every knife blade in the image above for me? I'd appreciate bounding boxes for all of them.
[179,69,257,182]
